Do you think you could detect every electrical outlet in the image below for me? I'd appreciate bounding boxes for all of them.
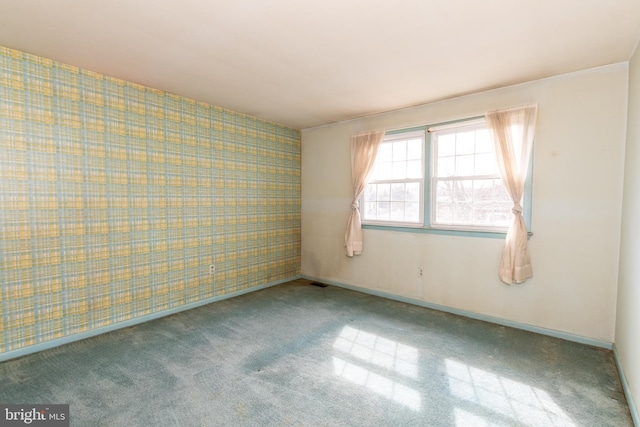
[209,264,215,275]
[418,267,424,278]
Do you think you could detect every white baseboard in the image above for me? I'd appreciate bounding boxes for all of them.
[613,344,639,426]
[302,274,613,350]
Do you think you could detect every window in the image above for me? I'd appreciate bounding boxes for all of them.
[430,120,512,232]
[361,118,530,236]
[361,130,424,227]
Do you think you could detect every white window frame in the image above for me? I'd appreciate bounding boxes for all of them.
[429,119,513,233]
[360,117,532,238]
[360,129,425,228]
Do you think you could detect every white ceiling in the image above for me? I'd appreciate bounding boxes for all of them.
[1,1,639,129]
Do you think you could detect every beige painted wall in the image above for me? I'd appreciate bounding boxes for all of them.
[302,64,628,343]
[616,40,640,416]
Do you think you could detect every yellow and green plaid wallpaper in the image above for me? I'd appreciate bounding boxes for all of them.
[0,46,301,354]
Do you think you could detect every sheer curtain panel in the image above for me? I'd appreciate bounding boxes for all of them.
[486,104,538,284]
[344,130,385,257]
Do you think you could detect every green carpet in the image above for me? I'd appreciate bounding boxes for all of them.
[0,279,632,426]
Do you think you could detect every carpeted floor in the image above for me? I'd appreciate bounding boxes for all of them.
[0,279,633,426]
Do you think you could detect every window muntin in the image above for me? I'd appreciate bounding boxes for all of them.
[430,121,512,231]
[361,130,425,227]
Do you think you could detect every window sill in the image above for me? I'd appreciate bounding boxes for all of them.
[361,224,533,239]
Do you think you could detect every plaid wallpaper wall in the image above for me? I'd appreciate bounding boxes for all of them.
[0,46,301,354]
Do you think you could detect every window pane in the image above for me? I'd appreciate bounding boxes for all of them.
[390,202,404,221]
[392,161,407,179]
[406,202,419,222]
[454,202,472,224]
[377,183,390,201]
[454,180,473,203]
[391,183,405,201]
[456,155,474,177]
[436,202,453,223]
[436,180,453,203]
[474,153,497,175]
[407,160,422,178]
[407,139,422,160]
[437,157,455,177]
[473,202,493,223]
[377,201,390,219]
[406,182,420,201]
[456,131,475,154]
[437,134,455,156]
[392,140,407,161]
[472,179,493,202]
